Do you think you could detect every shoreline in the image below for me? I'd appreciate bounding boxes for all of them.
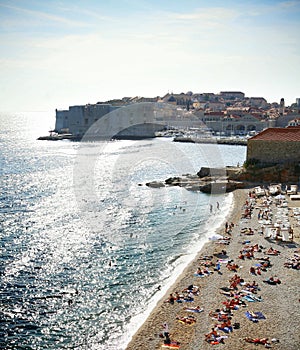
[122,192,234,348]
[126,189,300,350]
[125,190,240,349]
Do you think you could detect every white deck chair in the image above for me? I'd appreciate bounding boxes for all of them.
[281,229,290,242]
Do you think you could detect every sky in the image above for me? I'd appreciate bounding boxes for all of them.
[0,0,299,111]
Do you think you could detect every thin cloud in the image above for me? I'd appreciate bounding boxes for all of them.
[0,3,89,27]
[279,1,300,8]
[168,7,239,23]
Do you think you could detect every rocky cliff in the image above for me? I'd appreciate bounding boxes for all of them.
[145,163,299,194]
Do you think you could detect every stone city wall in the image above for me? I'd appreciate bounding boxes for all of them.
[247,140,300,164]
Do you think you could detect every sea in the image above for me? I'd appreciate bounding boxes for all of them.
[0,111,246,350]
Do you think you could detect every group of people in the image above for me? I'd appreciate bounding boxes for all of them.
[284,252,300,269]
[225,221,235,234]
[159,188,295,348]
[164,285,200,305]
[205,191,280,346]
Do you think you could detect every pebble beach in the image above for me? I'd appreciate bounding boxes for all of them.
[126,188,300,350]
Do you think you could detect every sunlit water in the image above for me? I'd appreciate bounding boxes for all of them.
[0,112,246,349]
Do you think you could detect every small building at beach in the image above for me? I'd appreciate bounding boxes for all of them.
[246,126,300,165]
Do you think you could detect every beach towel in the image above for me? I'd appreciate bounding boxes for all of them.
[263,279,281,285]
[161,342,180,349]
[242,295,262,302]
[177,319,196,325]
[218,326,232,333]
[183,307,204,313]
[218,259,229,264]
[208,336,228,345]
[194,273,211,278]
[245,311,266,322]
[176,298,194,303]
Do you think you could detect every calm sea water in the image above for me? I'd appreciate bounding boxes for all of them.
[0,112,246,350]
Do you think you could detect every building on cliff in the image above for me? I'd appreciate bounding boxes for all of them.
[246,126,300,165]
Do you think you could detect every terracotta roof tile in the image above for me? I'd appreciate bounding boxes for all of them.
[250,127,300,142]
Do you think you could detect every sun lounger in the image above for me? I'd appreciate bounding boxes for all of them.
[290,195,300,201]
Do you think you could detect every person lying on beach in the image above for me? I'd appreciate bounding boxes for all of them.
[198,255,213,261]
[244,337,271,346]
[263,276,281,285]
[205,328,219,342]
[228,274,242,289]
[176,315,196,325]
[201,260,214,267]
[183,305,203,313]
[226,262,239,272]
[251,243,261,252]
[244,281,259,293]
[205,330,228,344]
[209,308,232,319]
[256,258,272,269]
[241,227,255,235]
[174,291,184,301]
[216,317,233,333]
[210,311,230,322]
[265,247,280,255]
[195,267,211,276]
[284,259,300,269]
[239,249,254,260]
[219,290,236,297]
[182,285,200,294]
[175,292,194,302]
[222,298,245,309]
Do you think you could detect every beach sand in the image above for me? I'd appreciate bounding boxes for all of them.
[126,189,300,350]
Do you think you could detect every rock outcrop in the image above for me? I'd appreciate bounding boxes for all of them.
[162,168,244,193]
[144,163,299,194]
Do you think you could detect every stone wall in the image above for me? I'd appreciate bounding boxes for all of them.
[247,140,300,164]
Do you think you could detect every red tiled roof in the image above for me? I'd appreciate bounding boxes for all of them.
[250,127,300,142]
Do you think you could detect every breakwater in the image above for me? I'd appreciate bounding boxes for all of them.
[173,136,247,145]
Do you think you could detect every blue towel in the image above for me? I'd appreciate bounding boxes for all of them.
[245,311,265,322]
[243,296,256,302]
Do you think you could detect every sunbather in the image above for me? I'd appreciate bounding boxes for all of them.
[217,318,233,333]
[265,247,280,255]
[176,315,196,325]
[183,305,203,313]
[226,262,239,271]
[244,337,270,346]
[164,294,175,304]
[205,327,218,342]
[263,276,281,285]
